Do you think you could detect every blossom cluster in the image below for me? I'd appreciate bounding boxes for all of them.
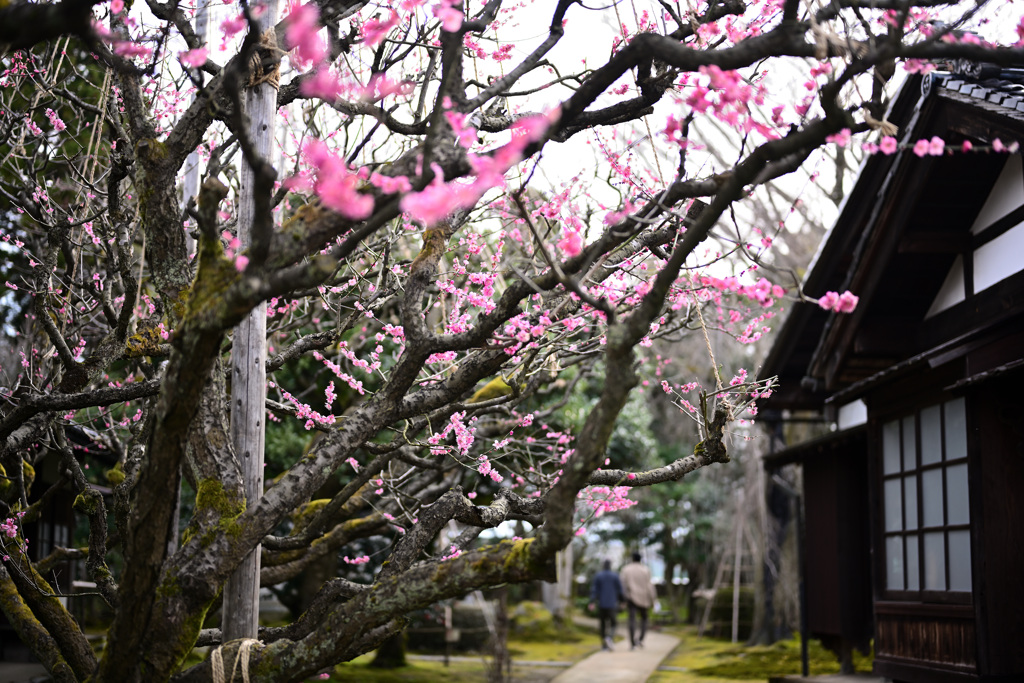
[817,290,859,313]
[578,486,637,516]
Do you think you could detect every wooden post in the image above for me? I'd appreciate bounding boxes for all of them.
[180,0,210,257]
[731,488,744,644]
[558,544,573,620]
[223,0,278,643]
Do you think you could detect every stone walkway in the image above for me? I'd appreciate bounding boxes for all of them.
[549,630,680,683]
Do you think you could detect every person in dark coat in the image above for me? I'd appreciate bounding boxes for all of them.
[589,559,623,650]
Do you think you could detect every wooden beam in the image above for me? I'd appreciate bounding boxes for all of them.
[897,233,970,254]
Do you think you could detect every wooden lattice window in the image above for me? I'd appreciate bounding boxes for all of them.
[881,397,972,596]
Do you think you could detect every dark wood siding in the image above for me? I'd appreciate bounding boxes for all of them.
[802,435,873,650]
[971,376,1024,676]
[875,604,976,671]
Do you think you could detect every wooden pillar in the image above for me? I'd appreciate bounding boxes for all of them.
[732,488,745,643]
[180,0,210,257]
[223,1,278,642]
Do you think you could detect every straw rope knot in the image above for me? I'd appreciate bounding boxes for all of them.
[247,29,283,90]
[211,638,262,683]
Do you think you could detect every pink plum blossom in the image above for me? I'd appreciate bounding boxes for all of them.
[113,41,152,59]
[826,128,851,148]
[836,291,859,313]
[358,73,414,102]
[432,0,463,32]
[903,59,936,75]
[400,172,476,226]
[45,109,65,132]
[299,69,344,101]
[301,140,374,219]
[910,137,945,157]
[369,172,412,195]
[817,290,859,313]
[817,291,839,310]
[578,486,636,516]
[879,136,898,155]
[362,10,400,47]
[178,47,208,67]
[1,518,17,538]
[557,230,583,257]
[992,139,1019,153]
[284,2,327,70]
[220,14,247,40]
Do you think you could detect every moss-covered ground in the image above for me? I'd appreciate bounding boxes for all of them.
[172,612,870,681]
[323,619,602,682]
[649,624,873,682]
[328,655,490,682]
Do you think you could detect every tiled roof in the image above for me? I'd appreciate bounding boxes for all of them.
[931,69,1024,117]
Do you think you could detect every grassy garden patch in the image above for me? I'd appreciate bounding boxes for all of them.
[329,655,489,682]
[650,625,873,681]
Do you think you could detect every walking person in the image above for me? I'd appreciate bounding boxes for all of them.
[589,559,623,651]
[620,552,658,650]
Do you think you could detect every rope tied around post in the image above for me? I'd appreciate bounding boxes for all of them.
[211,638,263,683]
[247,29,283,90]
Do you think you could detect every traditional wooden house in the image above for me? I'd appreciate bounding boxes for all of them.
[760,67,1024,683]
[0,427,111,661]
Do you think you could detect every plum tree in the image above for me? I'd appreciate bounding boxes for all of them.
[0,0,1020,680]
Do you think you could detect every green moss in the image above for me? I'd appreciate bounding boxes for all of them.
[291,498,328,529]
[155,576,181,600]
[151,576,215,673]
[501,538,536,572]
[650,626,874,682]
[73,490,102,516]
[196,479,245,518]
[21,461,35,488]
[188,479,246,548]
[105,463,125,487]
[509,602,587,643]
[136,138,170,162]
[691,636,873,678]
[170,603,212,671]
[124,324,167,357]
[183,237,240,320]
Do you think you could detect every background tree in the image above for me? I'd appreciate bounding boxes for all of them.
[0,0,1021,681]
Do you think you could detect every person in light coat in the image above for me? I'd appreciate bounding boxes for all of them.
[620,552,657,649]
